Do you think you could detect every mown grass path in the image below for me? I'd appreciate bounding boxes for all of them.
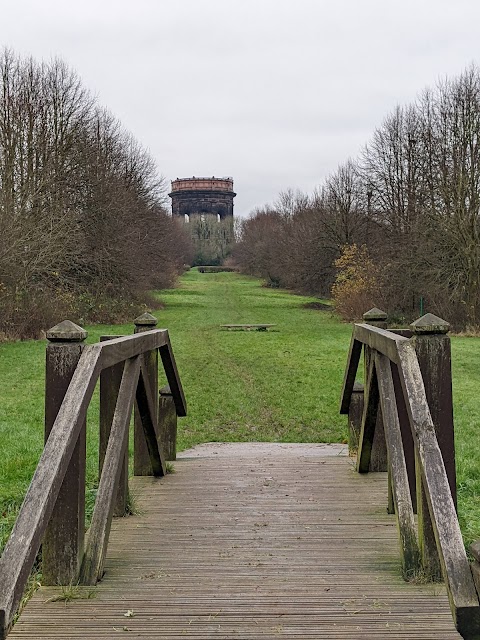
[152,270,350,448]
[0,269,480,551]
[0,271,350,553]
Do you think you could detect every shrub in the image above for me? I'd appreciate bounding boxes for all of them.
[331,244,380,321]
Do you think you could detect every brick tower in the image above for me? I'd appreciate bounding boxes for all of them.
[169,177,236,265]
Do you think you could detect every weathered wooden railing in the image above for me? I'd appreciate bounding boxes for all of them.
[0,313,186,639]
[341,309,480,640]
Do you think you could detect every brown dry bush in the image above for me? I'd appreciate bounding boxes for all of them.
[331,244,381,321]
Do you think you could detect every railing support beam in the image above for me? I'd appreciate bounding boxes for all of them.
[375,353,419,577]
[347,382,363,455]
[100,336,128,516]
[159,386,177,460]
[363,308,388,472]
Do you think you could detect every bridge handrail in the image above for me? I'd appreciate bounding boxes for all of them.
[0,326,186,639]
[341,322,480,639]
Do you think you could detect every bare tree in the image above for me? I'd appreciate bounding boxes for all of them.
[0,49,191,338]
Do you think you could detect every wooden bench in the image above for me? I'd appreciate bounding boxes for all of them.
[220,324,276,331]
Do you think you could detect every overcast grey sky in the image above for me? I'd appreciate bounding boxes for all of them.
[1,0,480,216]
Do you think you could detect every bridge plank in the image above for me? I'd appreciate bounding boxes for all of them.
[10,446,461,639]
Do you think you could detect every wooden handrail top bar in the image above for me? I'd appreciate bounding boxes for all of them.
[341,325,409,414]
[389,328,414,339]
[95,331,186,416]
[353,323,409,364]
[96,330,169,370]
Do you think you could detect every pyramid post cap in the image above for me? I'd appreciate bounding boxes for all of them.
[46,320,87,342]
[411,313,450,334]
[363,307,387,321]
[133,312,158,327]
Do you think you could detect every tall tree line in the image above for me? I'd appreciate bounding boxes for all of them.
[0,50,192,338]
[234,65,480,328]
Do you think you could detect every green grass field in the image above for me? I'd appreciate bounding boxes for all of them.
[0,269,480,555]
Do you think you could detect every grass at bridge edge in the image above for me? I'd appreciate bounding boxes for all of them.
[0,269,479,559]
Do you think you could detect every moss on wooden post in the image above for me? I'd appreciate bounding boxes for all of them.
[134,313,158,475]
[411,312,455,581]
[43,320,87,585]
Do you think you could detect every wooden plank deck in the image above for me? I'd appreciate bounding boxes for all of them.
[10,444,461,639]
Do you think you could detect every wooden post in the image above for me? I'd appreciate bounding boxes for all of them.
[100,336,128,516]
[43,320,87,585]
[362,307,388,329]
[411,313,455,581]
[411,313,456,503]
[362,308,388,472]
[159,385,177,460]
[348,382,363,455]
[134,313,158,475]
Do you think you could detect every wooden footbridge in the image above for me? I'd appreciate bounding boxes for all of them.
[1,311,480,639]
